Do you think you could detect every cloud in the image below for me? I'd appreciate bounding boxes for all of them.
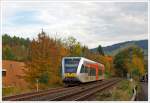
[1,1,148,48]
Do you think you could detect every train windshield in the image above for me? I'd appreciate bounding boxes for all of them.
[64,58,80,73]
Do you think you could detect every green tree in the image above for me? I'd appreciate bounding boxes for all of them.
[65,36,82,56]
[2,46,16,60]
[97,45,104,56]
[2,34,11,46]
[113,51,128,77]
[72,42,82,56]
[2,34,30,61]
[81,45,89,57]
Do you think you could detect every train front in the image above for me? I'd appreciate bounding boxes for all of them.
[62,57,81,85]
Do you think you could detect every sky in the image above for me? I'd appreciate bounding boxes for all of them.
[1,1,148,48]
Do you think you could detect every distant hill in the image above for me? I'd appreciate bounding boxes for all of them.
[91,40,148,57]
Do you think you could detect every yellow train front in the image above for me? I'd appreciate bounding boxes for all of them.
[62,57,105,86]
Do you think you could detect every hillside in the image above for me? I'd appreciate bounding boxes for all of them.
[91,40,148,57]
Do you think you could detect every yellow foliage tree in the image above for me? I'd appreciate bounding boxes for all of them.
[132,55,145,75]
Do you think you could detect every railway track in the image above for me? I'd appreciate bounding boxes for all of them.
[50,78,121,101]
[3,78,121,101]
[3,80,102,101]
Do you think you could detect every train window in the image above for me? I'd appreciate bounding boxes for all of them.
[87,67,90,76]
[85,66,88,73]
[64,58,80,65]
[90,68,92,75]
[80,65,85,73]
[83,65,88,73]
[65,67,77,73]
[64,58,80,73]
[90,68,96,76]
[90,68,92,76]
[93,69,96,76]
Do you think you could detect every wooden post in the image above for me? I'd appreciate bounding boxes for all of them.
[36,79,39,92]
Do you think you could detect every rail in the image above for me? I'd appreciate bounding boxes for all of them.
[131,85,137,101]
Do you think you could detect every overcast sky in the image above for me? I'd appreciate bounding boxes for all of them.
[1,1,148,48]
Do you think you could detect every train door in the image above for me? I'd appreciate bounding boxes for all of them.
[91,67,96,81]
[87,66,91,81]
[80,64,88,82]
[89,67,93,81]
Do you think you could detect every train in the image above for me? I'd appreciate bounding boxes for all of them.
[62,57,105,86]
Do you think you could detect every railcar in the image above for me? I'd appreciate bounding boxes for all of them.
[62,57,105,85]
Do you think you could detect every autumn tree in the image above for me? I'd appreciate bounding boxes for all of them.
[23,31,69,89]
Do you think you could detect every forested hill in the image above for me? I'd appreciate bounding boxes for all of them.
[91,40,148,56]
[2,34,30,61]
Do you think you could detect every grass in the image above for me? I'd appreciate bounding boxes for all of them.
[2,86,31,97]
[2,83,63,97]
[96,79,135,101]
[2,86,14,97]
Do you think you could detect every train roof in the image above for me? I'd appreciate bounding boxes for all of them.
[62,57,104,66]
